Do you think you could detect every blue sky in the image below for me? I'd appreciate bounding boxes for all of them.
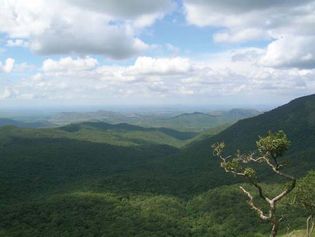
[1,0,315,109]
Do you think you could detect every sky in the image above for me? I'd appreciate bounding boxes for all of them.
[0,0,315,109]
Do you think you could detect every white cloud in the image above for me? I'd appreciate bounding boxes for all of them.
[0,58,15,73]
[6,39,29,47]
[65,0,172,19]
[213,28,267,43]
[260,36,315,69]
[0,88,12,99]
[1,1,313,105]
[130,56,192,75]
[3,53,313,105]
[32,73,44,81]
[12,62,35,73]
[95,56,193,83]
[183,0,315,69]
[42,57,98,73]
[0,0,172,59]
[184,0,315,38]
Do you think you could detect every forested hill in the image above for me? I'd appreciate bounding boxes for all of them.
[182,94,315,178]
[59,121,197,141]
[209,93,315,152]
[1,94,315,236]
[0,118,52,128]
[49,108,260,132]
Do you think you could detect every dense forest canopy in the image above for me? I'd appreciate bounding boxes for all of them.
[0,95,315,236]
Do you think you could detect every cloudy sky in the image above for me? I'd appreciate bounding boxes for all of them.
[1,0,315,108]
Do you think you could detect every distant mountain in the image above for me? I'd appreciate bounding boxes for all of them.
[0,118,53,128]
[59,121,197,145]
[0,118,21,127]
[4,94,308,199]
[189,94,315,153]
[222,108,261,120]
[49,108,260,132]
[50,111,131,125]
[166,109,260,131]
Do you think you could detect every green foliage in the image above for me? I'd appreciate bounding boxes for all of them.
[212,142,225,156]
[212,130,298,237]
[189,94,315,183]
[1,95,315,236]
[223,159,241,172]
[294,170,315,214]
[0,124,310,237]
[244,167,256,178]
[256,130,290,158]
[0,192,191,237]
[0,185,275,237]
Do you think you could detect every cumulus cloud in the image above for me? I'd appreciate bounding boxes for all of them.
[28,12,149,59]
[42,57,98,73]
[184,0,315,37]
[183,0,315,69]
[130,56,192,75]
[0,0,172,59]
[65,0,172,19]
[1,1,314,105]
[260,36,315,69]
[0,58,15,73]
[4,53,313,105]
[6,39,29,47]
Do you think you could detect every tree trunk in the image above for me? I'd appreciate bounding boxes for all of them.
[306,215,314,237]
[270,219,278,237]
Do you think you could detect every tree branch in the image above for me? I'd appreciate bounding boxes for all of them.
[240,186,271,221]
[263,157,296,203]
[249,179,271,203]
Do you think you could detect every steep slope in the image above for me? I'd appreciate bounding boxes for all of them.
[101,94,315,197]
[181,94,315,181]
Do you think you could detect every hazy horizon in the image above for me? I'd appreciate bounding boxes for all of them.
[0,102,278,117]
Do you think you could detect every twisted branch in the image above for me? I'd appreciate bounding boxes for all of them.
[240,185,271,221]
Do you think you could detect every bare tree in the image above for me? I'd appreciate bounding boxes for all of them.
[212,130,296,237]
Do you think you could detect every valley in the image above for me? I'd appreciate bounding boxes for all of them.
[0,95,315,236]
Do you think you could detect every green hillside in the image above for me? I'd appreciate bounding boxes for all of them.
[1,95,315,236]
[0,122,197,149]
[182,94,315,178]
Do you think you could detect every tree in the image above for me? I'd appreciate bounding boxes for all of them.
[293,171,315,237]
[212,130,296,237]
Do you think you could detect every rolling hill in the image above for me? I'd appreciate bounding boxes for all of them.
[48,108,260,132]
[0,94,315,236]
[0,118,53,128]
